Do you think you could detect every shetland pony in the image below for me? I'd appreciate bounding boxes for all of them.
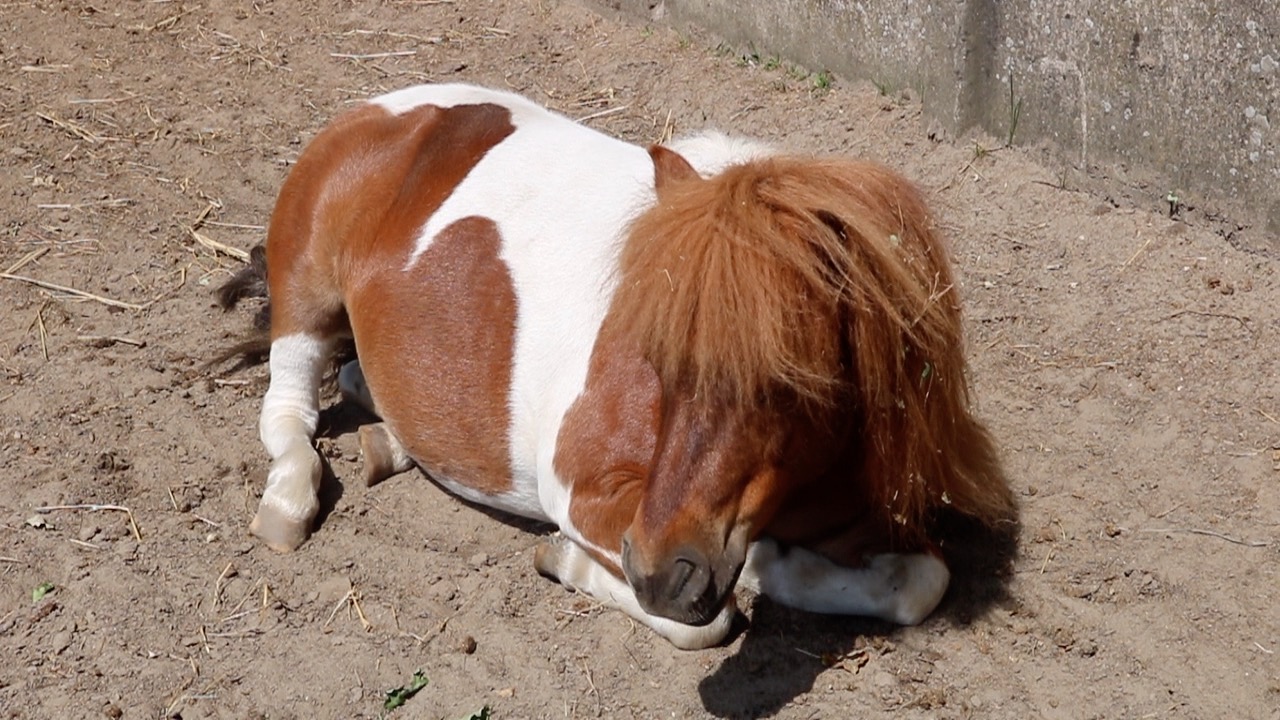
[218,83,1014,649]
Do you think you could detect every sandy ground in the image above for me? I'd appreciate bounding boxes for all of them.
[1,1,1278,718]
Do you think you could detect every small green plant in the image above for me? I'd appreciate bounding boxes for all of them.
[872,78,893,96]
[1005,72,1023,146]
[383,670,429,714]
[1165,190,1182,217]
[763,55,781,71]
[812,70,833,91]
[972,141,990,161]
[32,582,54,603]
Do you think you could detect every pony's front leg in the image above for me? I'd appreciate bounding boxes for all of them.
[534,536,737,650]
[253,334,333,551]
[739,537,950,625]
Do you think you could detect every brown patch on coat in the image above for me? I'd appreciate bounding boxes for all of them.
[262,101,516,340]
[348,216,518,494]
[255,97,520,492]
[552,322,662,559]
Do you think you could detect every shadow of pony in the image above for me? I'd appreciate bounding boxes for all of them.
[699,512,1021,718]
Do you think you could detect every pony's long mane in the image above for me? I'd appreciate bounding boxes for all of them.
[612,154,1013,537]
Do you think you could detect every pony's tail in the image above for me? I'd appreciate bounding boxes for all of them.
[209,244,272,368]
[797,161,1015,542]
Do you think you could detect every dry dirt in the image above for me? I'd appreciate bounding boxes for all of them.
[2,1,1278,718]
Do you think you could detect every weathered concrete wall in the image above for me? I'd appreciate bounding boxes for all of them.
[595,0,1280,240]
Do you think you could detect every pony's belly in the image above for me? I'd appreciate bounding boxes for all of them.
[421,464,547,521]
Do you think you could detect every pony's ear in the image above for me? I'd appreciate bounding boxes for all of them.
[648,145,700,197]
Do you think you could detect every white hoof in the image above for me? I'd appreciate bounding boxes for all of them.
[251,446,323,552]
[875,552,950,625]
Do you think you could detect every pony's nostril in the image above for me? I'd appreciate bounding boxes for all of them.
[668,556,697,601]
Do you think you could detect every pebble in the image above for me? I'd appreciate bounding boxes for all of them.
[429,578,456,603]
[459,635,477,654]
[314,576,353,604]
[468,552,489,568]
[50,629,73,654]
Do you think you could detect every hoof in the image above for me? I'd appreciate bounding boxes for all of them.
[358,423,412,487]
[338,360,374,412]
[877,552,950,626]
[533,536,570,581]
[249,501,312,552]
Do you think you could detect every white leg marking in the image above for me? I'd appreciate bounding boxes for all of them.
[739,538,950,625]
[535,536,737,650]
[254,334,332,551]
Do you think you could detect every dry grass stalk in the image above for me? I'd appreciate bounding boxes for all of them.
[656,109,674,144]
[69,93,139,105]
[219,578,263,622]
[1137,527,1268,547]
[191,514,221,528]
[126,7,193,33]
[577,105,628,123]
[4,247,50,275]
[324,588,374,632]
[330,50,417,60]
[212,562,235,609]
[188,202,250,262]
[0,272,149,311]
[35,111,108,143]
[1121,232,1154,268]
[34,503,142,540]
[77,335,146,348]
[35,305,49,361]
[36,198,133,211]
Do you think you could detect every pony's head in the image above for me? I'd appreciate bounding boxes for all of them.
[610,145,1012,625]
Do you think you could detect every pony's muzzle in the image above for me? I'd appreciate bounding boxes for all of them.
[621,535,725,626]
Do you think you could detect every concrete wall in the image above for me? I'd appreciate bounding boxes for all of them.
[595,0,1280,241]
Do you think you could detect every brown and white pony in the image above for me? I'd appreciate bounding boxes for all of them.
[222,83,1014,649]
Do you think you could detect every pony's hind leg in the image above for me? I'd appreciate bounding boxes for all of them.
[253,333,334,551]
[337,359,414,487]
[739,538,950,625]
[534,536,738,650]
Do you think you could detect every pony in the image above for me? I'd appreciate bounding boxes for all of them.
[216,83,1014,649]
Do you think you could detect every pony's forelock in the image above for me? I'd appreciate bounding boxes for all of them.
[611,154,1014,541]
